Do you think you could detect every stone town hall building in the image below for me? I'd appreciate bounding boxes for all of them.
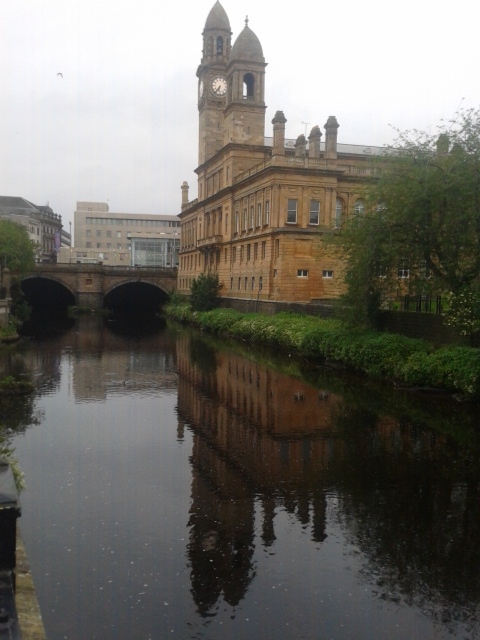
[178,1,383,306]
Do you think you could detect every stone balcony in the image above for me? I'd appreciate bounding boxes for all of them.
[196,235,223,251]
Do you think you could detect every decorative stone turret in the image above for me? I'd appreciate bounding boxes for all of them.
[224,17,267,146]
[308,125,322,159]
[272,111,287,157]
[181,181,189,207]
[294,134,307,157]
[324,116,339,163]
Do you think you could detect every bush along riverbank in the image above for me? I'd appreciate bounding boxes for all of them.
[165,303,480,400]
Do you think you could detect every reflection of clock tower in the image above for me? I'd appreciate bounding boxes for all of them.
[197,1,231,166]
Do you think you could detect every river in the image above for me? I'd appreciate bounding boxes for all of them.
[1,316,480,639]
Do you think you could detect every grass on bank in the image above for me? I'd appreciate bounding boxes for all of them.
[165,302,480,399]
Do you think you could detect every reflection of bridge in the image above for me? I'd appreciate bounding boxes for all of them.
[22,263,178,310]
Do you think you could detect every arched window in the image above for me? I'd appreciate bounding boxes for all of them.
[206,36,213,56]
[243,73,254,99]
[353,199,365,216]
[216,36,223,55]
[335,198,344,227]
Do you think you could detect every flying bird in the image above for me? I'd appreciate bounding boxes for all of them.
[57,72,63,78]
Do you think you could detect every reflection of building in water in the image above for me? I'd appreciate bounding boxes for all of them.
[71,325,178,402]
[177,332,479,623]
[176,333,341,613]
[19,318,178,402]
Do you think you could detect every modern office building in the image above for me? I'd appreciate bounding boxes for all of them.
[62,201,180,267]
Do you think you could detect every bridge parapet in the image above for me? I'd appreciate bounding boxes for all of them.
[34,264,178,277]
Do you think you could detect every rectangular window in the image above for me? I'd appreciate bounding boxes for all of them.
[261,241,266,259]
[265,200,270,225]
[86,229,91,237]
[233,247,237,262]
[309,200,320,225]
[96,243,101,248]
[397,263,409,278]
[243,209,247,231]
[254,243,258,261]
[235,211,239,233]
[322,270,334,278]
[275,239,279,258]
[297,269,309,277]
[106,230,112,238]
[240,246,244,262]
[231,277,233,289]
[257,203,262,227]
[117,231,121,238]
[238,277,241,290]
[244,277,248,290]
[249,206,254,228]
[96,230,101,237]
[86,242,91,248]
[287,199,297,224]
[247,244,251,261]
[259,276,263,290]
[252,277,255,290]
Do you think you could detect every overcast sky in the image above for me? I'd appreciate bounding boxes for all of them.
[1,0,478,232]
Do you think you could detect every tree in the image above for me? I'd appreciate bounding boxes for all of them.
[0,220,35,274]
[190,273,222,311]
[336,108,480,329]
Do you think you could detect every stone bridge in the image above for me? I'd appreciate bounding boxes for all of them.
[22,264,178,310]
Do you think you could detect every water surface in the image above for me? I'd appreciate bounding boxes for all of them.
[1,317,479,639]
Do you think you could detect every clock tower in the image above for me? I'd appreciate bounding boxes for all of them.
[197,1,231,166]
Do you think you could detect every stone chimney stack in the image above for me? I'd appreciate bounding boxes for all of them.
[308,125,322,159]
[181,181,189,207]
[294,134,307,157]
[436,133,449,156]
[272,111,287,157]
[324,116,340,163]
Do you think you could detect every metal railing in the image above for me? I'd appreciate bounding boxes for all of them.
[403,295,442,314]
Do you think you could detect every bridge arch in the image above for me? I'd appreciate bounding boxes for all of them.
[104,278,170,297]
[21,275,76,311]
[103,279,170,315]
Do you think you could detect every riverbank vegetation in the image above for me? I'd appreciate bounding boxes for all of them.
[165,302,480,399]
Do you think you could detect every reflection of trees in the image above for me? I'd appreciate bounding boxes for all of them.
[0,351,42,432]
[330,408,480,632]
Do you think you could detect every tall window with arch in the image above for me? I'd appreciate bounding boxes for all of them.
[243,73,254,100]
[216,36,223,55]
[335,198,344,228]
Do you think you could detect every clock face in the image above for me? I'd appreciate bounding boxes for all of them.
[211,76,227,96]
